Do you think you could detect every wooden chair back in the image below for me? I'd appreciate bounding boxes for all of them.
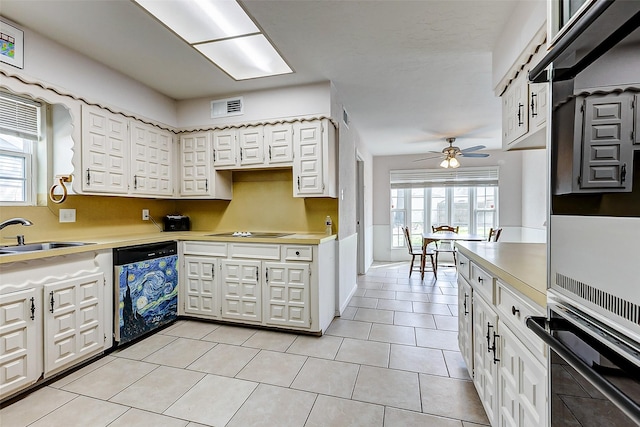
[432,225,459,233]
[488,227,503,242]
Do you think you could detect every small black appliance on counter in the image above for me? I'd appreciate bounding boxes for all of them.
[163,215,190,231]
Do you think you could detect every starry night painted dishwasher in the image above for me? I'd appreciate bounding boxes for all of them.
[113,241,178,346]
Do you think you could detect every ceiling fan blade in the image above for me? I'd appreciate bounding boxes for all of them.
[460,152,490,158]
[460,145,486,153]
[412,154,444,162]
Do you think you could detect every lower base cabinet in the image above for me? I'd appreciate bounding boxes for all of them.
[181,240,334,333]
[458,258,547,427]
[0,253,111,401]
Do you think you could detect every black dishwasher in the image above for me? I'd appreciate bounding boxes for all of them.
[113,241,178,345]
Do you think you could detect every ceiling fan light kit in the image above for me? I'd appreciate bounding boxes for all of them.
[413,137,490,168]
[440,156,460,169]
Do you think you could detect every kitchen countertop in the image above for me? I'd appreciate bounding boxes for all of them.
[455,242,547,307]
[0,232,337,265]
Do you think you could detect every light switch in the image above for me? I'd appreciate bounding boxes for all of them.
[59,209,76,223]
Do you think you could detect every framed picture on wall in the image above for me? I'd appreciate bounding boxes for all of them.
[0,20,24,69]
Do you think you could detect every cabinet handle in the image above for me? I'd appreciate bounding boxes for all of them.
[463,293,469,315]
[477,276,483,283]
[269,145,272,160]
[486,322,493,350]
[240,147,243,161]
[30,297,35,320]
[49,291,55,313]
[297,176,300,190]
[134,175,138,190]
[459,261,466,266]
[211,265,215,279]
[621,164,627,183]
[266,267,269,283]
[296,251,300,256]
[205,179,208,192]
[492,332,501,364]
[512,305,520,316]
[256,267,259,281]
[86,168,91,186]
[213,149,216,162]
[517,103,524,126]
[530,92,537,117]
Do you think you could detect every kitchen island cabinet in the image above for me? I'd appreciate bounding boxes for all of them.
[455,242,547,427]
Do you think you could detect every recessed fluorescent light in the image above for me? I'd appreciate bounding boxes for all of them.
[134,0,259,43]
[196,34,292,80]
[133,0,292,80]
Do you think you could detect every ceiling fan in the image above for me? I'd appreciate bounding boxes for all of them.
[413,137,489,168]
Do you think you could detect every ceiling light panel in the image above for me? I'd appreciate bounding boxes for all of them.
[196,34,293,80]
[134,0,259,43]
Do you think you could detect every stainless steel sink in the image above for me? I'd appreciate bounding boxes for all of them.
[0,241,95,254]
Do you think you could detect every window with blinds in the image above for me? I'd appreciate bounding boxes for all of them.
[0,91,41,205]
[390,167,499,248]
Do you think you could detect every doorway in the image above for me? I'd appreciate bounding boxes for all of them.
[356,156,365,274]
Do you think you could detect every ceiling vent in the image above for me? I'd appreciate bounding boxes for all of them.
[211,96,244,118]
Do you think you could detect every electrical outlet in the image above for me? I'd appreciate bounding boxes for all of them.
[59,209,76,223]
[142,209,150,220]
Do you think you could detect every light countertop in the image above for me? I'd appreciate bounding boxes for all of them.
[0,232,337,265]
[455,242,547,307]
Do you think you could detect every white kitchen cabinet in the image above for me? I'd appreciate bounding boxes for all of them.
[265,123,293,166]
[81,104,128,193]
[44,272,104,375]
[293,119,337,198]
[502,75,529,146]
[220,260,262,323]
[238,126,265,167]
[212,129,238,169]
[457,275,473,378]
[473,292,499,427]
[458,250,548,427]
[0,288,40,399]
[129,121,174,197]
[183,255,219,319]
[180,239,335,334]
[264,262,310,328]
[0,251,112,400]
[497,319,547,427]
[179,131,232,199]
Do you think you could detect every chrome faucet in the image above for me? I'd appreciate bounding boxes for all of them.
[0,218,33,245]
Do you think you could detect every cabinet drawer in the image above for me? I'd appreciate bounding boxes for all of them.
[283,245,312,261]
[470,262,494,304]
[457,252,471,281]
[229,243,280,260]
[183,241,228,257]
[496,281,546,361]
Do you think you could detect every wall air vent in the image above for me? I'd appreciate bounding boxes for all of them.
[211,97,244,118]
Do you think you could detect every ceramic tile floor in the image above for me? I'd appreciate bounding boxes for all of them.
[0,262,490,427]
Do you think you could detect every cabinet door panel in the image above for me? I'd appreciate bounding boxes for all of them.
[238,127,264,166]
[44,273,104,375]
[265,123,293,165]
[221,260,261,322]
[473,294,498,426]
[580,93,633,190]
[213,129,237,168]
[457,276,473,378]
[81,105,128,193]
[264,262,310,328]
[293,121,324,195]
[184,256,219,318]
[130,122,173,196]
[180,133,211,196]
[0,288,39,399]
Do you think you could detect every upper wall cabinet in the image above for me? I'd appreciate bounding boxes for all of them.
[265,123,294,166]
[502,46,549,151]
[81,104,176,197]
[293,119,337,198]
[179,131,232,200]
[213,124,295,169]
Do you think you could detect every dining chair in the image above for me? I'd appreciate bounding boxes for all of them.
[431,225,459,267]
[403,226,436,278]
[488,227,503,242]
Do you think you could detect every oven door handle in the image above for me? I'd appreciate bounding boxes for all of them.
[526,316,640,425]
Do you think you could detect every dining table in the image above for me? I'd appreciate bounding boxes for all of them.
[420,231,485,279]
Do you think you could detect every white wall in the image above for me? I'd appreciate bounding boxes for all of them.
[520,149,547,242]
[492,0,547,91]
[372,149,528,262]
[176,82,332,128]
[0,18,177,127]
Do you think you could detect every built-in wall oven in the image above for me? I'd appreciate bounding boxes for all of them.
[528,0,640,425]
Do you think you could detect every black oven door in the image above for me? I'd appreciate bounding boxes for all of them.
[527,307,640,426]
